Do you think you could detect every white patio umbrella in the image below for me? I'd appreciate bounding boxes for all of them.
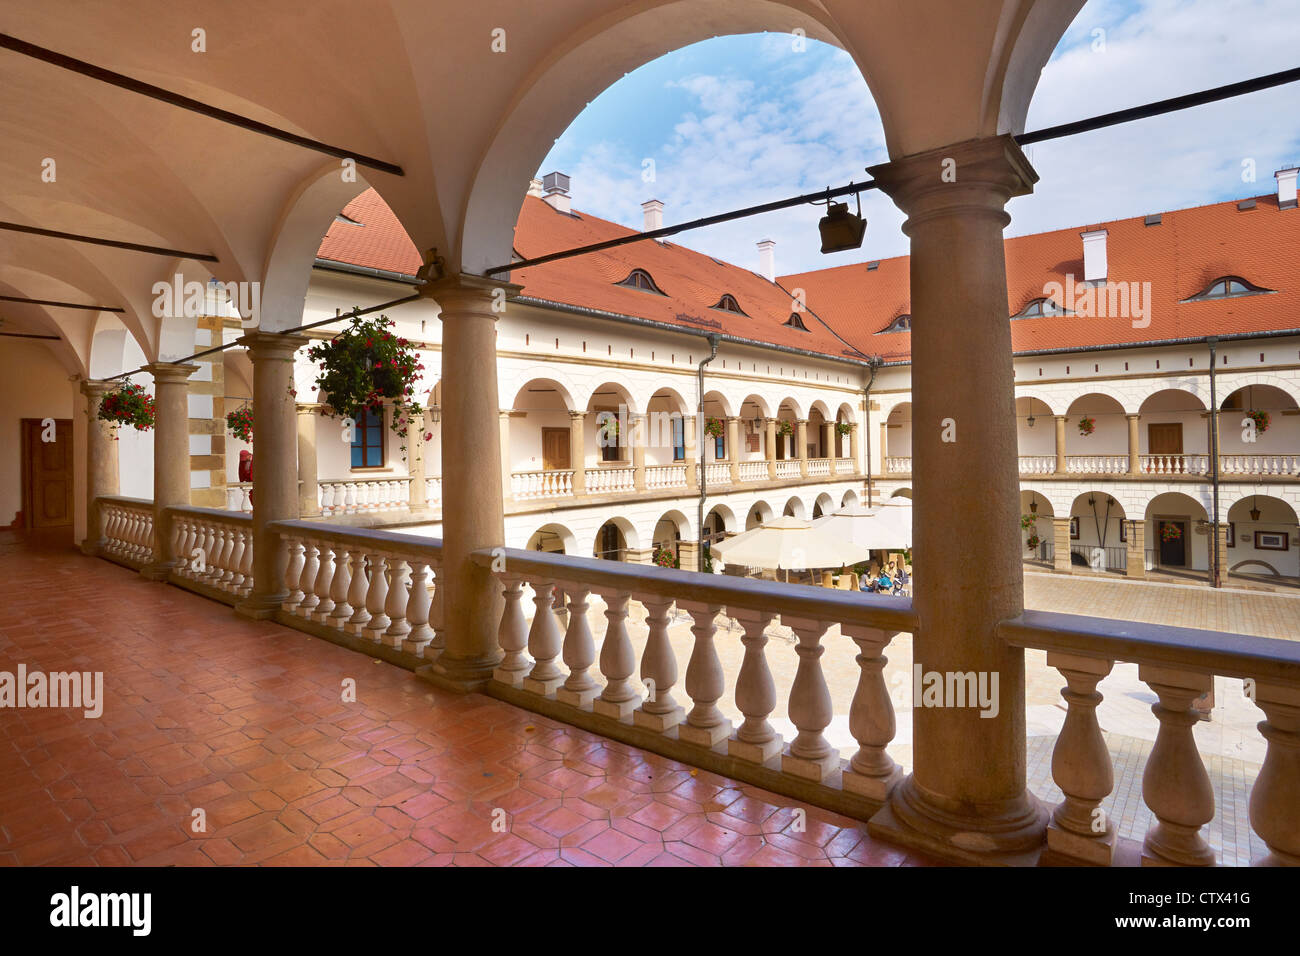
[819,499,913,551]
[710,515,872,573]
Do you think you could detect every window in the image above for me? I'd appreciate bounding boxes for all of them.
[1013,298,1071,318]
[616,269,665,294]
[711,294,747,315]
[596,411,623,463]
[1069,517,1080,540]
[714,432,726,460]
[1186,276,1273,300]
[879,314,910,333]
[672,415,685,461]
[784,313,809,331]
[351,406,384,467]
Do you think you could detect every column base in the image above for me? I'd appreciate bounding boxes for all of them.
[522,675,565,697]
[555,684,600,709]
[679,720,733,748]
[492,665,531,688]
[842,764,905,801]
[417,651,501,693]
[592,696,640,721]
[633,705,684,733]
[1047,820,1116,865]
[235,591,289,620]
[139,561,175,581]
[867,774,1048,866]
[728,734,783,765]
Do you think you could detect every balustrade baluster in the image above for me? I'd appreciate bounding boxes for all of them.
[296,540,321,616]
[346,550,371,634]
[361,553,391,642]
[782,617,839,781]
[428,564,445,658]
[839,625,904,797]
[522,580,566,696]
[1247,680,1300,866]
[492,575,532,685]
[1139,665,1216,865]
[312,543,336,621]
[678,601,730,746]
[402,560,433,654]
[382,559,411,646]
[236,527,253,597]
[227,529,246,593]
[592,590,639,719]
[729,608,781,763]
[282,537,305,609]
[1044,653,1117,864]
[556,584,599,708]
[634,597,683,731]
[327,544,354,626]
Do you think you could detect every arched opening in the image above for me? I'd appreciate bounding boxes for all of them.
[510,379,577,482]
[840,488,860,509]
[884,402,911,473]
[1227,495,1299,579]
[1137,389,1207,473]
[782,496,807,520]
[527,522,577,554]
[1144,492,1210,573]
[834,402,856,460]
[1066,393,1127,464]
[775,398,801,461]
[808,401,830,459]
[704,504,737,544]
[651,509,692,569]
[891,487,912,499]
[1015,396,1054,461]
[594,517,637,562]
[1019,490,1054,567]
[586,382,637,466]
[812,492,834,519]
[1219,384,1300,460]
[701,390,733,463]
[738,394,772,463]
[646,387,690,467]
[745,500,773,531]
[1068,492,1127,573]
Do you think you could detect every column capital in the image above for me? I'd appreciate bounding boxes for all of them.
[79,378,118,399]
[568,409,586,420]
[144,362,199,384]
[421,272,522,314]
[1126,413,1141,420]
[237,330,308,360]
[296,402,323,414]
[867,134,1037,232]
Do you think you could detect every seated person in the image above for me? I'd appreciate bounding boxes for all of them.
[876,568,893,591]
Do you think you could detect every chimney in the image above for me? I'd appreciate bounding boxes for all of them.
[1080,229,1108,283]
[642,199,664,232]
[1276,166,1298,209]
[757,239,776,282]
[541,171,571,214]
[527,177,544,198]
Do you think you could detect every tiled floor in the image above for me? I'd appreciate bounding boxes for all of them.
[0,531,932,867]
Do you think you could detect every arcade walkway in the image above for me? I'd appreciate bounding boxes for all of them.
[0,532,932,867]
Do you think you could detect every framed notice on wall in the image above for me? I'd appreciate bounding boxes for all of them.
[1255,530,1289,551]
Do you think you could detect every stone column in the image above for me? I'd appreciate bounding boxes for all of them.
[80,380,120,555]
[631,413,646,492]
[849,423,860,475]
[764,418,777,479]
[296,403,321,517]
[421,274,512,688]
[797,419,809,477]
[142,362,198,579]
[879,421,889,468]
[685,414,699,491]
[499,410,513,501]
[1054,517,1073,573]
[569,410,586,495]
[866,135,1045,858]
[624,547,654,565]
[408,408,428,510]
[727,416,741,483]
[677,539,700,572]
[235,332,305,617]
[1054,415,1068,474]
[1127,414,1141,475]
[1126,520,1146,579]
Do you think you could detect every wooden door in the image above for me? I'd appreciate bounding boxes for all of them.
[541,427,570,471]
[22,418,74,528]
[1156,519,1187,566]
[1148,423,1183,455]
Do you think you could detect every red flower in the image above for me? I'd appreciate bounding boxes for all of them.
[424,432,432,441]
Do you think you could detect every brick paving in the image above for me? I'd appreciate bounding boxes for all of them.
[0,531,931,867]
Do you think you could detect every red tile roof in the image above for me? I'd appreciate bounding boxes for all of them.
[317,189,1300,366]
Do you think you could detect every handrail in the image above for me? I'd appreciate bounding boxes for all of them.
[267,518,443,553]
[470,545,918,631]
[167,504,252,523]
[999,608,1300,683]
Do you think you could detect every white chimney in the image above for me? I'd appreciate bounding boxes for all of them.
[541,171,571,214]
[1080,229,1108,283]
[642,199,664,232]
[757,239,776,282]
[1276,167,1298,209]
[527,177,544,198]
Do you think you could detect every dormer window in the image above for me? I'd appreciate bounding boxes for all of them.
[784,313,809,331]
[1186,276,1273,300]
[878,314,910,333]
[1013,298,1071,318]
[711,294,747,315]
[616,269,665,294]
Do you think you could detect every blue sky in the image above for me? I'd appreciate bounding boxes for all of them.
[539,0,1300,276]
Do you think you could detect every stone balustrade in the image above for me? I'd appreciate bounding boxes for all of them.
[1219,454,1300,477]
[425,475,443,505]
[472,545,917,815]
[807,458,831,477]
[1066,455,1127,474]
[703,462,731,487]
[169,507,254,603]
[884,457,911,474]
[644,464,687,490]
[738,460,769,482]
[1140,454,1211,476]
[1001,610,1300,866]
[226,483,254,512]
[319,477,412,514]
[587,466,635,494]
[99,497,156,568]
[1018,455,1055,475]
[774,460,802,480]
[268,519,444,661]
[512,469,574,499]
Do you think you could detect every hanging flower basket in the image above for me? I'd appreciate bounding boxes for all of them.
[307,314,424,459]
[835,422,852,437]
[1025,533,1041,551]
[1077,416,1096,436]
[1247,409,1270,434]
[98,382,154,436]
[225,404,253,443]
[1020,514,1038,531]
[703,417,725,439]
[651,545,679,569]
[1161,524,1182,543]
[776,420,794,437]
